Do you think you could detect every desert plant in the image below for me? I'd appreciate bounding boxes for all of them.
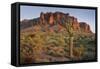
[73,44,85,60]
[64,17,74,58]
[20,31,49,63]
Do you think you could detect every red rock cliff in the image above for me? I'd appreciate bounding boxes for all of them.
[21,12,92,33]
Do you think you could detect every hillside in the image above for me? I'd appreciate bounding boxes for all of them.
[20,12,95,64]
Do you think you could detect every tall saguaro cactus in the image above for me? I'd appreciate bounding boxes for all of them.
[65,17,74,58]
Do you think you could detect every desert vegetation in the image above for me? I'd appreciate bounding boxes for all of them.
[20,12,96,64]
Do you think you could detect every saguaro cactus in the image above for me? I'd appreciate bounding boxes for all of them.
[65,17,74,58]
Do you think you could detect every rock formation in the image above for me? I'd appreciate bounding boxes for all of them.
[20,12,92,33]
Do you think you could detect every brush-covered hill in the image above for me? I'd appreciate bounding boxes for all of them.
[20,12,95,64]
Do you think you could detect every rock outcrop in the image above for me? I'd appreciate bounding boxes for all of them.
[20,12,92,33]
[79,22,92,33]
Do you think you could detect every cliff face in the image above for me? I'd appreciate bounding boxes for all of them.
[21,12,92,33]
[79,22,92,33]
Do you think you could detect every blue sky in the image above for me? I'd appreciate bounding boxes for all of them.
[20,6,96,33]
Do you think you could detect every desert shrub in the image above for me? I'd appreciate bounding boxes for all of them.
[46,32,67,47]
[44,32,70,57]
[20,31,48,63]
[46,46,65,57]
[73,44,85,59]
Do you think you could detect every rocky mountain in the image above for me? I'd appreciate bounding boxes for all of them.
[20,12,92,33]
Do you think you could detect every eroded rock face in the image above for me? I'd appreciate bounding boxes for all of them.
[49,13,54,25]
[70,16,80,31]
[21,12,92,33]
[79,22,92,33]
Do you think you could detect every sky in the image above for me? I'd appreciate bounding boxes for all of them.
[20,6,96,33]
